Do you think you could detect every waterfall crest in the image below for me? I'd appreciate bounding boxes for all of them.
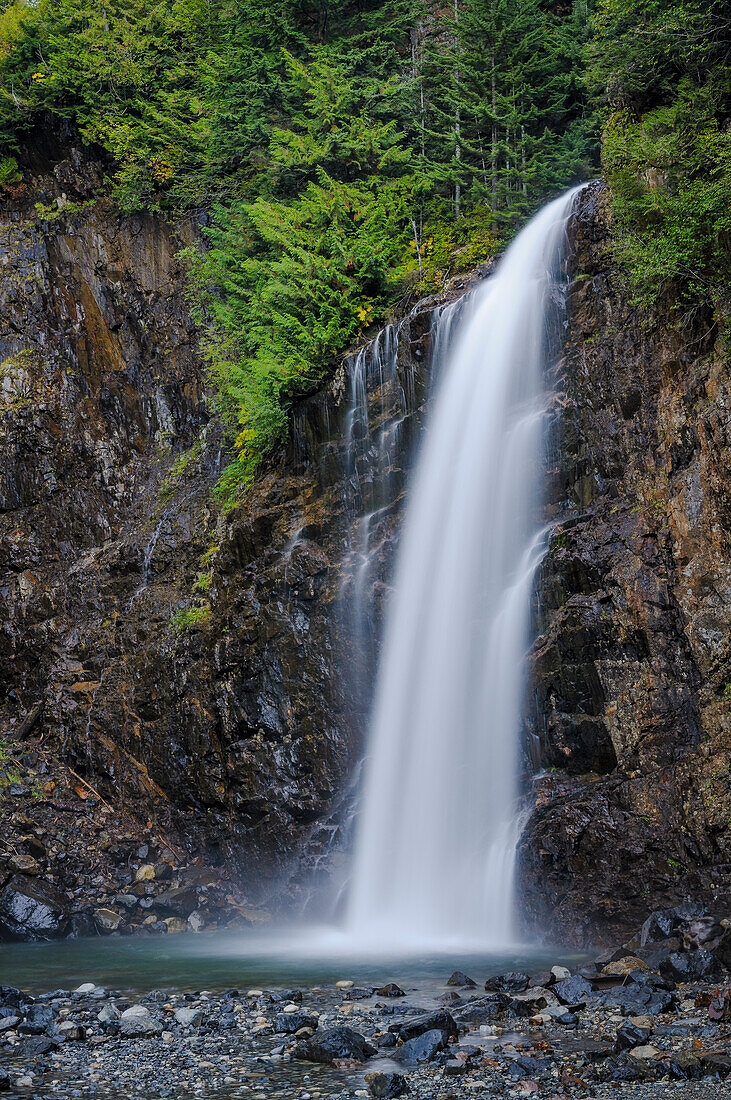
[346,187,583,950]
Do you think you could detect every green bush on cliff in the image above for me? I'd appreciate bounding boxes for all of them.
[185,53,415,489]
[588,0,731,312]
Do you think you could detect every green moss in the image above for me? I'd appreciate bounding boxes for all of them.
[34,198,96,223]
[159,440,203,501]
[169,606,211,633]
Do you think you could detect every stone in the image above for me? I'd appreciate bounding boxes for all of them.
[629,1045,660,1061]
[484,971,529,994]
[93,908,123,933]
[335,980,354,989]
[510,988,557,1017]
[174,1007,203,1028]
[602,956,648,976]
[443,1059,467,1076]
[700,1052,731,1078]
[151,887,198,917]
[447,971,476,988]
[375,984,405,998]
[556,1011,578,1026]
[396,1028,448,1065]
[135,864,155,882]
[57,1021,85,1041]
[18,1004,54,1034]
[640,904,707,946]
[188,911,204,932]
[614,1022,651,1052]
[293,1026,376,1065]
[456,994,509,1026]
[163,917,187,934]
[274,1012,319,1034]
[364,1070,409,1097]
[665,1052,704,1080]
[119,1004,163,1038]
[8,854,40,876]
[0,1016,19,1033]
[553,975,593,1006]
[659,949,721,983]
[97,1004,120,1024]
[0,876,66,940]
[389,1010,458,1042]
[550,965,571,982]
[19,1035,57,1056]
[74,983,96,994]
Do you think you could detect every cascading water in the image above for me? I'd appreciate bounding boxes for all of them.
[346,187,583,951]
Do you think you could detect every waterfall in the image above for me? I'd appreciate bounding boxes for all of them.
[346,187,582,951]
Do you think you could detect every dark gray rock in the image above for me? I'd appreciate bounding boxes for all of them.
[273,1012,319,1034]
[484,971,529,994]
[0,876,67,940]
[640,904,707,946]
[293,1026,377,1064]
[396,1028,448,1065]
[553,975,593,1006]
[365,1070,409,1097]
[446,971,476,988]
[614,1022,651,1052]
[659,949,722,983]
[388,1010,458,1042]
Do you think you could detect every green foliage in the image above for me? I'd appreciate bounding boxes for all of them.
[0,152,20,185]
[588,0,731,311]
[34,197,95,222]
[0,0,600,488]
[188,53,415,481]
[0,0,215,211]
[159,439,203,499]
[169,605,211,632]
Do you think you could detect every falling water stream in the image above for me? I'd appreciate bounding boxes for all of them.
[346,187,583,951]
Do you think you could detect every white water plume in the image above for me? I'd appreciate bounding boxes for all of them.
[346,187,583,951]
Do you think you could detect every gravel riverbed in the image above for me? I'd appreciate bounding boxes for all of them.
[2,905,731,1099]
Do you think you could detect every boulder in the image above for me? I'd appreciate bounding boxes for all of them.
[18,1005,54,1034]
[553,975,593,1006]
[659,950,721,984]
[0,876,67,940]
[151,886,199,917]
[389,1010,458,1042]
[447,971,476,988]
[365,1070,409,1097]
[119,1004,163,1038]
[375,983,405,998]
[484,971,529,994]
[664,1052,704,1080]
[396,1028,448,1065]
[293,1027,376,1064]
[700,1052,731,1078]
[640,904,707,946]
[615,1022,652,1052]
[274,1012,319,1034]
[174,1007,203,1028]
[93,908,123,934]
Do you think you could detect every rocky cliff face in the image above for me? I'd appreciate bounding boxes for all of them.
[0,135,479,933]
[520,181,731,944]
[2,148,730,945]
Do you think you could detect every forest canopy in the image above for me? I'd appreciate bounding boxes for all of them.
[0,0,728,492]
